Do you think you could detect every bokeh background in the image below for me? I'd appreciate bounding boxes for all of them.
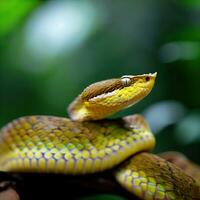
[0,0,200,197]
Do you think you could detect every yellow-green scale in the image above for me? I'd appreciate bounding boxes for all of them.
[115,153,200,200]
[0,115,155,174]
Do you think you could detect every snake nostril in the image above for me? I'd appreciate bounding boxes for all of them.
[145,77,150,82]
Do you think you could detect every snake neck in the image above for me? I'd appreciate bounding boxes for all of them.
[68,96,89,121]
[68,96,118,121]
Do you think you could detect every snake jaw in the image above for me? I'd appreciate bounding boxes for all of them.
[68,73,157,121]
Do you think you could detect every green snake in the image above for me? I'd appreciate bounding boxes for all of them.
[0,73,200,200]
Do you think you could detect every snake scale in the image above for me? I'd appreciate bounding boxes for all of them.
[0,73,200,200]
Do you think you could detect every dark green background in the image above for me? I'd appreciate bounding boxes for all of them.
[0,0,200,172]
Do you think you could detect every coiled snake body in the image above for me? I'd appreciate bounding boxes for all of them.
[0,73,200,200]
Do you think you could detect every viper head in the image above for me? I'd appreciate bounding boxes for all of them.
[68,73,157,121]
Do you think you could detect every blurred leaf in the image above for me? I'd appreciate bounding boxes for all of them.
[176,0,200,7]
[143,101,186,134]
[175,27,200,41]
[0,0,38,37]
[161,27,200,61]
[175,113,200,145]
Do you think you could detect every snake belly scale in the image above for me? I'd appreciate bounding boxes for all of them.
[0,72,200,200]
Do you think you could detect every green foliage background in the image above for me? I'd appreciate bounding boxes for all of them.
[0,0,200,179]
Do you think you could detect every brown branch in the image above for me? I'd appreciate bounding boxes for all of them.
[0,171,140,200]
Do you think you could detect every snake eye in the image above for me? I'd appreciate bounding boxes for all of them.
[120,76,131,86]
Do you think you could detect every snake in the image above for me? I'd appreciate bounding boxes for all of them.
[0,73,200,200]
